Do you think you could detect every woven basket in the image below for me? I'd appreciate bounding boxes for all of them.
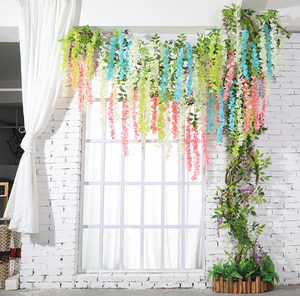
[0,262,8,289]
[0,225,10,252]
[0,225,10,289]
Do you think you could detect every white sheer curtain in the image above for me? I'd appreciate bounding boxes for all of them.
[4,0,76,234]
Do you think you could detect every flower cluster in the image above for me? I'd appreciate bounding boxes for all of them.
[186,42,193,96]
[60,5,290,184]
[160,48,169,100]
[106,36,118,81]
[241,29,249,80]
[174,48,183,102]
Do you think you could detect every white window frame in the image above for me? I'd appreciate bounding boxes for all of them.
[78,98,206,273]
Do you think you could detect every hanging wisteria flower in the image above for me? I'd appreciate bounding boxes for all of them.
[207,90,214,133]
[264,24,273,79]
[121,100,129,156]
[151,96,158,134]
[223,50,235,101]
[251,75,260,131]
[260,75,267,126]
[178,101,186,157]
[124,41,132,77]
[242,77,252,134]
[217,87,225,143]
[185,116,192,172]
[118,30,125,80]
[106,36,117,81]
[191,125,200,181]
[186,42,193,96]
[228,83,236,133]
[251,43,259,74]
[241,29,249,80]
[160,48,169,100]
[163,103,172,161]
[174,48,183,102]
[97,53,108,126]
[108,91,115,139]
[133,90,139,140]
[171,101,179,139]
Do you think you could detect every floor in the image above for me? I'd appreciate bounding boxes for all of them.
[0,286,300,296]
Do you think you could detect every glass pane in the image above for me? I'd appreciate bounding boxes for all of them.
[105,102,122,140]
[86,102,103,139]
[165,143,182,182]
[82,229,99,270]
[185,185,202,225]
[104,143,122,182]
[145,144,162,182]
[165,186,181,225]
[84,143,101,182]
[124,143,141,182]
[144,186,161,225]
[102,229,120,269]
[185,229,202,269]
[124,186,141,225]
[103,186,121,225]
[123,229,140,269]
[83,185,100,225]
[144,229,161,269]
[164,229,181,269]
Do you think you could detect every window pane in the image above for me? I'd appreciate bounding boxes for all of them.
[165,186,181,225]
[83,185,100,225]
[124,186,141,225]
[85,102,103,139]
[123,229,140,269]
[82,229,99,270]
[103,185,121,225]
[84,143,101,182]
[104,143,121,181]
[165,143,182,182]
[102,229,120,269]
[185,185,202,225]
[145,144,162,182]
[144,186,161,225]
[185,229,202,269]
[124,143,141,182]
[164,229,181,269]
[144,229,161,269]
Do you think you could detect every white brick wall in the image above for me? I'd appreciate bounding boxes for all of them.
[20,33,300,289]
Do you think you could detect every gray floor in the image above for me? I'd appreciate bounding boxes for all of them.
[0,286,300,296]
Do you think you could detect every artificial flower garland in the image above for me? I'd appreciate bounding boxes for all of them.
[59,7,291,285]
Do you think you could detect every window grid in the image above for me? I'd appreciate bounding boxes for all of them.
[79,99,206,272]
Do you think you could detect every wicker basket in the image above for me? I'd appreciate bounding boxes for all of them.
[0,225,10,252]
[0,225,10,289]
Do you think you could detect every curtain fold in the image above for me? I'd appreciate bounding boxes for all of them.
[4,0,76,234]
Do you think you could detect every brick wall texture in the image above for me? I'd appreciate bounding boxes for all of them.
[19,34,300,289]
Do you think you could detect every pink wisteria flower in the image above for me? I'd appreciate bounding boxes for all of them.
[242,77,252,134]
[121,100,129,156]
[223,50,235,101]
[260,76,267,126]
[185,116,192,172]
[108,91,115,140]
[151,96,158,134]
[251,75,260,131]
[171,101,179,139]
[191,125,200,181]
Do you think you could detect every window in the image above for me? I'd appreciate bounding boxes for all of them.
[79,98,205,272]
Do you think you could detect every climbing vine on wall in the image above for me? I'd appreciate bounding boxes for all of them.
[60,3,290,286]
